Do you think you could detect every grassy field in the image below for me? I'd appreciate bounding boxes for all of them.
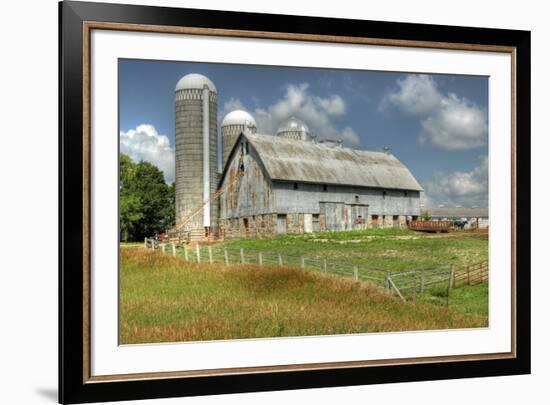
[221,228,488,272]
[120,247,488,344]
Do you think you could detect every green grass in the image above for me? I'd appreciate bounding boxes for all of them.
[218,229,489,321]
[221,228,488,272]
[120,242,144,249]
[120,248,488,344]
[418,283,489,318]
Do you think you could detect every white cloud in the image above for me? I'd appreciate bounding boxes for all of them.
[381,74,441,115]
[422,156,488,207]
[221,83,360,146]
[120,124,175,183]
[381,74,487,150]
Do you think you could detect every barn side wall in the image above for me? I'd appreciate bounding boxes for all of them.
[273,182,421,216]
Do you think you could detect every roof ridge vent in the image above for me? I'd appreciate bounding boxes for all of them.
[319,139,343,148]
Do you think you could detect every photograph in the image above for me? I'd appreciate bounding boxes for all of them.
[55,0,532,402]
[118,60,490,344]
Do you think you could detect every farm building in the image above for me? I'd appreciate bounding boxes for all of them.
[218,129,423,235]
[174,73,423,237]
[425,207,489,229]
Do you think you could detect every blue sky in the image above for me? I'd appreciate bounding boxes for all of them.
[119,59,489,208]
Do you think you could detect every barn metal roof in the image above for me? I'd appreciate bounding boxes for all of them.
[223,133,423,191]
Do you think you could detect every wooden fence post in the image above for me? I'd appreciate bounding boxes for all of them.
[467,264,471,285]
[144,237,147,248]
[385,272,391,291]
[224,248,229,265]
[301,257,305,269]
[240,248,245,264]
[420,271,425,293]
[387,276,406,302]
[353,266,359,281]
[183,245,188,261]
[448,264,455,289]
[171,243,176,257]
[323,259,327,272]
[196,245,201,263]
[258,252,263,266]
[278,253,283,266]
[161,244,166,254]
[208,246,213,264]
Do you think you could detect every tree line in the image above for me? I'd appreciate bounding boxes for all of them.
[120,153,175,242]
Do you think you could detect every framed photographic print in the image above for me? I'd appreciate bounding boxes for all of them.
[59,0,531,403]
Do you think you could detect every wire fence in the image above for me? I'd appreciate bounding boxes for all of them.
[143,238,485,301]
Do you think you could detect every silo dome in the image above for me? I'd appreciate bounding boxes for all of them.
[221,110,257,129]
[175,73,217,93]
[276,116,313,141]
[221,110,257,170]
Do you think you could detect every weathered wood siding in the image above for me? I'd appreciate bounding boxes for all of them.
[220,141,274,219]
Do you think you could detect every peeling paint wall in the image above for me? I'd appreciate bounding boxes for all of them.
[220,140,274,220]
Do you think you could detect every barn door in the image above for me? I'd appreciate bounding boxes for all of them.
[277,214,287,234]
[351,205,368,229]
[304,214,313,233]
[320,202,345,231]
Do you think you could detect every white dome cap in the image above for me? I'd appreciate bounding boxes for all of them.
[277,116,313,141]
[277,116,310,134]
[221,110,257,128]
[175,73,217,93]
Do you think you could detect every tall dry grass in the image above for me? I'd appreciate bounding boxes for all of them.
[120,249,487,344]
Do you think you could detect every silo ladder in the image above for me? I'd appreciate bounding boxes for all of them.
[168,156,244,234]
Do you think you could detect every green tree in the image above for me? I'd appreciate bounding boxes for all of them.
[119,154,175,241]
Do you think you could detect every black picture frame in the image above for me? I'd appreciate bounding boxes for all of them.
[59,1,531,403]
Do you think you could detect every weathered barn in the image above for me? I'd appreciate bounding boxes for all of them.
[219,131,423,235]
[173,72,423,238]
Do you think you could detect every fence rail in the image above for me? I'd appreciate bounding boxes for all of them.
[453,260,488,287]
[143,237,486,300]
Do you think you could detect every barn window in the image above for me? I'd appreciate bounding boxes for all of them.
[293,183,298,190]
[355,195,359,203]
[382,191,387,198]
[404,191,408,196]
[323,184,328,192]
[393,215,399,220]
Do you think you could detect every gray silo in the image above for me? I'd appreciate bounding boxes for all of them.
[174,73,218,231]
[221,110,257,170]
[276,116,314,141]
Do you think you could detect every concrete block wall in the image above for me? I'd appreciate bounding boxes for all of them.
[175,89,218,231]
[221,125,245,172]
